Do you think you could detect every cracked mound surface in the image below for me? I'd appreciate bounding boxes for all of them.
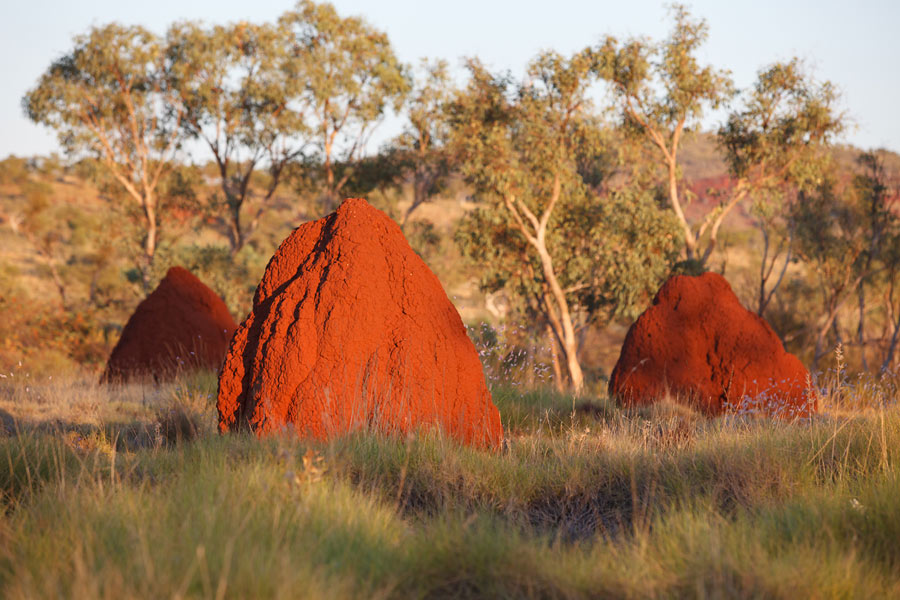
[608,272,815,417]
[217,198,503,448]
[102,267,237,383]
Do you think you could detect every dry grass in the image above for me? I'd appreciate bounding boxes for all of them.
[0,367,898,598]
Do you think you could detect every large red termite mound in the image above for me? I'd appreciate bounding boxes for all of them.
[101,267,237,383]
[608,272,815,417]
[216,198,503,448]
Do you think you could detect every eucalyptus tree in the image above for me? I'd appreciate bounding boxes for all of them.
[167,20,306,253]
[877,162,900,371]
[839,151,900,372]
[595,4,733,266]
[449,52,679,394]
[279,0,409,211]
[792,153,898,371]
[720,59,844,312]
[748,190,796,317]
[395,59,455,225]
[792,178,864,368]
[853,152,895,371]
[23,24,183,290]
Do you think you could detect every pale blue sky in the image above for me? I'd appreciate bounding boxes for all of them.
[3,0,898,159]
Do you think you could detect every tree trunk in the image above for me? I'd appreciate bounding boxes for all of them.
[403,168,428,227]
[881,309,900,373]
[757,228,792,318]
[534,238,584,395]
[325,150,334,191]
[756,225,775,317]
[229,199,245,254]
[813,302,840,371]
[757,227,770,316]
[324,138,338,212]
[881,275,898,372]
[812,271,866,371]
[667,159,697,261]
[857,284,869,371]
[142,193,158,293]
[546,323,565,393]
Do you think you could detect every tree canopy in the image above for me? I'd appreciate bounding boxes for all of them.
[23,24,184,289]
[167,20,306,252]
[449,51,680,393]
[279,0,409,210]
[595,4,733,267]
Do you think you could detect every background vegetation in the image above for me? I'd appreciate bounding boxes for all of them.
[4,1,899,389]
[3,2,900,596]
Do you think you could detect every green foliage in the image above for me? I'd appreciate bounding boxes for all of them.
[450,49,680,390]
[595,4,733,133]
[166,20,305,251]
[156,162,203,215]
[448,50,611,391]
[392,59,457,223]
[718,60,844,319]
[279,0,410,208]
[595,4,735,263]
[719,59,843,190]
[790,151,900,369]
[590,188,683,320]
[22,23,187,289]
[793,179,864,278]
[671,258,707,276]
[21,24,182,202]
[8,1,898,388]
[449,50,606,206]
[23,24,169,158]
[457,187,680,325]
[327,149,406,201]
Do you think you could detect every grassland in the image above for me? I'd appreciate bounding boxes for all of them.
[1,365,899,599]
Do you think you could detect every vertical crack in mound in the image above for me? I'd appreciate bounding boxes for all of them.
[608,272,816,417]
[217,198,503,448]
[101,266,237,383]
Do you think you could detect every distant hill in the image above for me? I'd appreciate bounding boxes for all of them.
[675,132,900,231]
[680,131,900,182]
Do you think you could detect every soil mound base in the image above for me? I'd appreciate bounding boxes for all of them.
[217,198,503,448]
[608,272,815,417]
[102,267,237,382]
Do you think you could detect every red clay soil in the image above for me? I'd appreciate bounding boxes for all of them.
[216,198,503,448]
[101,267,237,383]
[608,272,816,417]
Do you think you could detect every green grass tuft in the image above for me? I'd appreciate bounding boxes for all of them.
[0,374,899,598]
